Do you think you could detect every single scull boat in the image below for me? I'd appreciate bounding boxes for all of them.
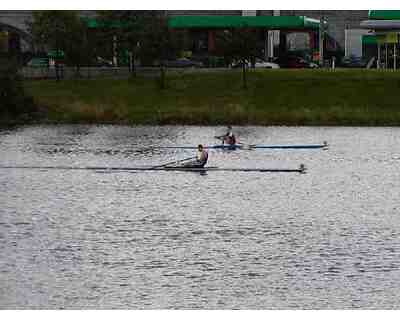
[0,165,306,173]
[153,142,328,150]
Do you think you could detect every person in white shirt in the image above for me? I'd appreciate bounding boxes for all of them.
[183,144,208,168]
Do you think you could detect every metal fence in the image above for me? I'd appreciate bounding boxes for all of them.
[20,66,234,79]
[20,66,135,79]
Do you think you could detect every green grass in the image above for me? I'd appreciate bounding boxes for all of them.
[24,69,400,125]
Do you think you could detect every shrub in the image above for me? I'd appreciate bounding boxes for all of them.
[0,55,36,118]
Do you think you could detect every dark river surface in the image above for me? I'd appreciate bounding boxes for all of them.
[1,125,400,309]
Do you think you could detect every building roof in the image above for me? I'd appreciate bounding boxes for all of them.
[368,10,400,20]
[167,15,320,30]
[361,11,400,41]
[362,35,377,45]
[362,33,399,44]
[81,17,130,29]
[360,20,400,30]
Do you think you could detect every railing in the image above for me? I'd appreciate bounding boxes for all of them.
[20,66,232,79]
[20,66,133,79]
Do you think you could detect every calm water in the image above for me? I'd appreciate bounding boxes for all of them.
[1,125,400,309]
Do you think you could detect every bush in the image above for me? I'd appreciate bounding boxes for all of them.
[0,55,36,118]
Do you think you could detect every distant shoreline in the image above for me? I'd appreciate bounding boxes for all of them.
[16,69,400,126]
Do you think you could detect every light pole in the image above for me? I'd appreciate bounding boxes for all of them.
[319,16,328,67]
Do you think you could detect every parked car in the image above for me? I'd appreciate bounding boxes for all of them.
[95,56,113,67]
[340,56,367,68]
[26,57,49,67]
[232,58,280,69]
[254,59,280,69]
[277,56,319,69]
[164,58,203,68]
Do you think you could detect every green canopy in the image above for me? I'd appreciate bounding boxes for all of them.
[168,15,320,30]
[362,35,377,45]
[47,50,64,58]
[368,10,400,20]
[362,33,400,44]
[81,17,130,29]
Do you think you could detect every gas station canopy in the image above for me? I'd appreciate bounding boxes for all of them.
[368,10,400,20]
[168,15,320,30]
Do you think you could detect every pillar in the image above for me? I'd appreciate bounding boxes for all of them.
[279,31,287,57]
[208,30,215,53]
[385,43,388,69]
[377,44,381,69]
[309,31,316,50]
[113,35,118,67]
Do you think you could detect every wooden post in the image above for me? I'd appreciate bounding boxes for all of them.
[208,30,215,53]
[385,43,388,69]
[264,29,268,61]
[113,35,118,67]
[377,43,380,69]
[129,51,133,73]
[319,17,324,67]
[242,58,247,89]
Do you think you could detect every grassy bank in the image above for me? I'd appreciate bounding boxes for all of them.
[24,69,400,126]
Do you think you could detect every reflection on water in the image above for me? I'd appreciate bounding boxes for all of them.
[1,125,400,309]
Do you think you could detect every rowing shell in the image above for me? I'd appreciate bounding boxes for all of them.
[154,142,328,150]
[0,165,306,173]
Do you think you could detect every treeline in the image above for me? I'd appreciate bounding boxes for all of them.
[0,55,36,122]
[28,11,187,87]
[28,11,260,88]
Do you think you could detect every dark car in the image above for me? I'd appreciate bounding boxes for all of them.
[164,58,203,68]
[276,56,318,69]
[26,57,49,67]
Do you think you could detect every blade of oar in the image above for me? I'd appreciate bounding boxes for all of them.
[152,156,196,168]
[235,142,256,150]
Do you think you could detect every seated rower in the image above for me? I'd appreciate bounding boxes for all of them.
[183,144,208,168]
[217,125,236,147]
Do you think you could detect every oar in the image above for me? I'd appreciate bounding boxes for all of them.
[232,142,255,150]
[152,156,197,168]
[214,135,225,142]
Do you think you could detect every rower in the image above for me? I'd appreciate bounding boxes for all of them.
[184,144,208,168]
[215,126,237,146]
[222,125,236,146]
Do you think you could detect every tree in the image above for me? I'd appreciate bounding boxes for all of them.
[216,27,258,89]
[138,12,187,89]
[96,11,142,72]
[0,54,35,118]
[96,10,187,84]
[29,11,92,80]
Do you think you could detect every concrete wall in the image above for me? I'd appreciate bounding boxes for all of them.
[0,10,32,33]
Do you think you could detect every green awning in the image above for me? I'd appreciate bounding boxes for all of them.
[386,32,399,43]
[362,35,377,45]
[368,10,400,20]
[168,15,320,30]
[47,50,64,58]
[363,33,400,44]
[81,17,130,29]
